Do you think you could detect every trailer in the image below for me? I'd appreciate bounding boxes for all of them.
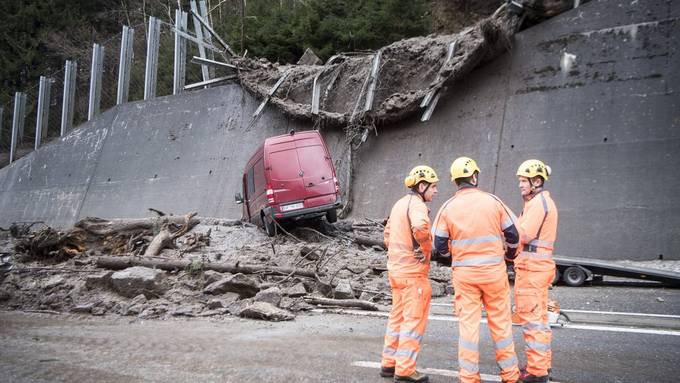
[553,256,680,287]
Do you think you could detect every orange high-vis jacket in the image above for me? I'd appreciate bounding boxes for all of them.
[516,190,558,271]
[383,193,432,277]
[432,187,520,284]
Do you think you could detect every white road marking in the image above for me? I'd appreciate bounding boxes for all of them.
[432,302,680,320]
[352,360,565,383]
[313,309,680,336]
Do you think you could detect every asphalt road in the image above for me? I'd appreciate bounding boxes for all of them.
[1,285,679,383]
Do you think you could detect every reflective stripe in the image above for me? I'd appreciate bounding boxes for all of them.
[451,235,501,247]
[507,242,519,249]
[494,335,513,350]
[458,359,479,373]
[523,321,552,332]
[433,228,449,238]
[399,330,423,342]
[497,355,518,370]
[459,338,479,353]
[540,193,549,213]
[452,255,503,267]
[526,341,551,352]
[517,251,553,260]
[529,239,554,249]
[383,347,396,356]
[394,348,418,361]
[385,329,400,338]
[501,217,514,230]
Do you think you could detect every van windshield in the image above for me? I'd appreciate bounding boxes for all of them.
[269,149,301,180]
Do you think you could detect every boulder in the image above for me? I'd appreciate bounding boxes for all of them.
[203,273,260,298]
[110,267,168,298]
[238,301,294,321]
[333,279,355,299]
[284,282,307,298]
[254,286,283,306]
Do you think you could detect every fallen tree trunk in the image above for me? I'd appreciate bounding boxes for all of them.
[76,216,200,236]
[304,296,379,311]
[95,256,322,279]
[144,212,198,256]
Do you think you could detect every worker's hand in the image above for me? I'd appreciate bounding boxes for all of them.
[431,249,452,267]
[414,249,426,263]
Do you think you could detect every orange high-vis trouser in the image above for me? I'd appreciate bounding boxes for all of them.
[381,275,432,377]
[514,268,555,377]
[453,276,520,383]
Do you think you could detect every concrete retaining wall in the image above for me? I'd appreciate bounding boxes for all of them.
[0,0,678,260]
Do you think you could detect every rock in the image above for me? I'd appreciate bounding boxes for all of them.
[198,308,229,317]
[300,246,320,261]
[43,276,65,289]
[85,272,113,290]
[297,47,322,66]
[91,306,106,316]
[430,281,447,297]
[206,298,225,309]
[138,304,168,319]
[254,287,283,307]
[238,301,294,321]
[284,282,307,298]
[70,303,94,314]
[280,297,314,312]
[170,305,202,317]
[203,273,260,298]
[359,291,377,301]
[333,279,355,299]
[110,267,168,298]
[203,270,225,285]
[121,294,148,316]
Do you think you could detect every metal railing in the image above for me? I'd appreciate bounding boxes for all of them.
[0,0,236,168]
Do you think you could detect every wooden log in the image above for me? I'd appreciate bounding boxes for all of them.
[304,296,379,311]
[75,216,201,236]
[94,256,322,278]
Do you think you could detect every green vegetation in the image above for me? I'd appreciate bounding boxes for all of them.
[1,0,430,108]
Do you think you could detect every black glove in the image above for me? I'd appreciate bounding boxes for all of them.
[431,249,452,267]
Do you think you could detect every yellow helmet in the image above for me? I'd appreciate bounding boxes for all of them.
[450,157,480,181]
[517,159,551,181]
[404,165,439,188]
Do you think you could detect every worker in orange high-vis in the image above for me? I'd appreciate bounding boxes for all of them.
[514,159,558,383]
[381,165,439,383]
[432,157,521,383]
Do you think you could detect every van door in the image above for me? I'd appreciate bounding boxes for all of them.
[267,144,306,205]
[296,143,336,198]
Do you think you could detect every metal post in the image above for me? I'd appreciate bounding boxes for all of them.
[173,10,188,95]
[191,0,210,82]
[61,60,77,136]
[35,76,52,150]
[10,92,26,164]
[0,107,4,143]
[363,50,382,112]
[199,0,216,63]
[117,25,135,105]
[144,16,161,100]
[88,43,104,121]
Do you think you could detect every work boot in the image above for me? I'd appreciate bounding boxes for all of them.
[394,371,429,382]
[519,370,549,383]
[380,366,395,378]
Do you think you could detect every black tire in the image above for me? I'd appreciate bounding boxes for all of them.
[326,208,338,223]
[552,269,561,285]
[563,266,587,287]
[261,213,276,237]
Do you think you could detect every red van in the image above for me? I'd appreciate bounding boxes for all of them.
[235,130,341,236]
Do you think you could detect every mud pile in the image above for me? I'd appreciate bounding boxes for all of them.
[0,217,452,321]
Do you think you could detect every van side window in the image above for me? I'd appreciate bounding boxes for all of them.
[247,166,255,196]
[254,158,265,195]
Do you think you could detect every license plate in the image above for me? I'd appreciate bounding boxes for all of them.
[280,202,304,212]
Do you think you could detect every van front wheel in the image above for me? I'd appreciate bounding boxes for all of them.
[326,208,338,223]
[261,213,276,237]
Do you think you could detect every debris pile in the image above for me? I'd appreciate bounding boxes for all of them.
[0,215,452,322]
